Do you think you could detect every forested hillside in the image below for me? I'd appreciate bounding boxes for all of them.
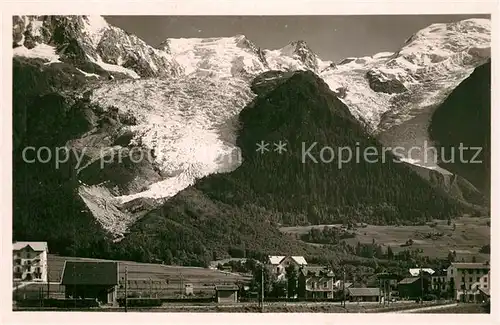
[115,71,468,264]
[429,61,491,195]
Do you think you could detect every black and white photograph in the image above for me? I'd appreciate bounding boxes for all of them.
[5,1,495,320]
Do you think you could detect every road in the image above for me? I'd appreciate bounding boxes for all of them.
[392,303,458,313]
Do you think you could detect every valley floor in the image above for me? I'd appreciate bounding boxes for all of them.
[280,216,490,260]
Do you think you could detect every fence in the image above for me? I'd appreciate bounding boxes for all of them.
[115,277,238,299]
[13,282,65,301]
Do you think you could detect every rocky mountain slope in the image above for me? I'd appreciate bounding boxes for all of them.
[12,16,490,259]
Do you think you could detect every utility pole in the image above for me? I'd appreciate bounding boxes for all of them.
[331,270,334,300]
[124,266,128,312]
[180,272,184,299]
[47,261,50,299]
[379,278,382,305]
[261,266,264,313]
[342,268,346,307]
[420,265,424,303]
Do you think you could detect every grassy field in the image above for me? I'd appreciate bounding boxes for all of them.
[280,216,490,261]
[14,254,251,299]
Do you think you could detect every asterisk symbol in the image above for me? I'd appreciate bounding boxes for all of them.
[274,141,287,154]
[256,141,270,154]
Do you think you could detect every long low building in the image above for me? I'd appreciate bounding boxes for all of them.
[347,287,380,302]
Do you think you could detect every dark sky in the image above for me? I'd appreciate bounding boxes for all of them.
[105,15,489,62]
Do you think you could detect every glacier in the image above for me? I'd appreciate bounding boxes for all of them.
[12,16,491,236]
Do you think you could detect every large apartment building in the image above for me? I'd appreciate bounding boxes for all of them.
[447,262,490,302]
[13,242,49,282]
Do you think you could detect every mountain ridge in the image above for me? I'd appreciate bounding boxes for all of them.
[12,15,490,255]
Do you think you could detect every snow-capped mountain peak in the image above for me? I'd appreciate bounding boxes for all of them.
[320,18,491,132]
[162,35,268,78]
[265,39,324,72]
[81,15,110,47]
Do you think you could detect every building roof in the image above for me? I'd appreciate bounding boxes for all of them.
[61,261,118,286]
[409,268,434,276]
[479,287,490,296]
[451,262,490,270]
[215,284,239,291]
[432,269,447,276]
[399,277,420,284]
[291,256,308,265]
[13,241,48,252]
[334,280,353,288]
[348,287,380,297]
[268,256,285,264]
[268,255,307,265]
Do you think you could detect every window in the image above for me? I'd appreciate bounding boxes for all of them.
[462,277,465,283]
[485,277,488,283]
[469,277,473,282]
[477,277,480,282]
[323,282,328,288]
[484,284,487,288]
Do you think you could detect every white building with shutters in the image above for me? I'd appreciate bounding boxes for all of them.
[13,241,49,282]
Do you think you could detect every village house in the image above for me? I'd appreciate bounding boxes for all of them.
[447,262,490,302]
[398,276,430,300]
[430,269,448,294]
[298,265,335,299]
[61,261,119,305]
[13,241,49,282]
[267,255,307,279]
